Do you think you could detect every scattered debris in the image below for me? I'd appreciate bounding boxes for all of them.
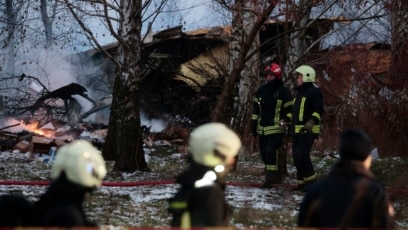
[1,120,191,157]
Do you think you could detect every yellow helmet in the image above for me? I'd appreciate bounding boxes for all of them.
[295,65,316,82]
[188,122,241,167]
[50,140,106,188]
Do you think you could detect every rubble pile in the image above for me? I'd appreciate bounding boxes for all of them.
[0,120,190,158]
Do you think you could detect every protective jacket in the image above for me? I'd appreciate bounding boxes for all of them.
[32,174,97,227]
[0,194,33,226]
[290,82,324,135]
[252,80,293,135]
[298,160,394,229]
[169,163,232,227]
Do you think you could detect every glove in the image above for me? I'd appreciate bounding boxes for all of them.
[303,119,315,133]
[279,119,286,127]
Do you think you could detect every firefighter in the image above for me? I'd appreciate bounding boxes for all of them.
[289,65,324,191]
[32,140,107,227]
[298,128,395,228]
[0,194,33,227]
[168,122,241,227]
[251,62,293,187]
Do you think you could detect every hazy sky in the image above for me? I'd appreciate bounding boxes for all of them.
[86,0,226,46]
[93,0,390,48]
[142,0,227,34]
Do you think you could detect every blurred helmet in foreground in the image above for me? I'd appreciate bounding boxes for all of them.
[50,140,106,188]
[188,122,241,167]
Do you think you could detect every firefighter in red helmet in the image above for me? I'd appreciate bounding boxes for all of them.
[251,62,293,188]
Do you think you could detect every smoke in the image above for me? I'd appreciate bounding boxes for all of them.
[0,118,33,133]
[141,110,166,132]
[0,45,110,125]
[13,48,78,90]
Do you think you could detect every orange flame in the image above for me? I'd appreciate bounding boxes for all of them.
[24,120,53,137]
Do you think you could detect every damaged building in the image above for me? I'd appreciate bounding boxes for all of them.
[80,18,335,125]
[0,17,395,156]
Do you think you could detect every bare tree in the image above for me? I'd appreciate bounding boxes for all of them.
[212,0,278,137]
[62,0,179,172]
[389,0,408,89]
[211,0,390,129]
[40,0,58,45]
[285,0,315,72]
[1,1,24,77]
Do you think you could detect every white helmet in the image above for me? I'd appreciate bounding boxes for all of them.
[188,122,241,167]
[295,65,316,82]
[50,140,107,188]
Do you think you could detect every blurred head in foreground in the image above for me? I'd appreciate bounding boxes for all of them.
[340,128,373,168]
[188,122,241,176]
[51,140,107,188]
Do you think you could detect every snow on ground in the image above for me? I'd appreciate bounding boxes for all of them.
[1,146,407,228]
[0,147,304,228]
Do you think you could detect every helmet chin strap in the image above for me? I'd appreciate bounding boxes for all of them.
[267,78,276,83]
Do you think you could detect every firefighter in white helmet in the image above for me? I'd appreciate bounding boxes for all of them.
[169,122,241,227]
[289,65,324,191]
[32,140,106,227]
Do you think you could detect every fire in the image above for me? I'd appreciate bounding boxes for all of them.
[24,120,54,138]
[25,120,43,135]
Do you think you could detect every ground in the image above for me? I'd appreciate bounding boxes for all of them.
[0,144,407,229]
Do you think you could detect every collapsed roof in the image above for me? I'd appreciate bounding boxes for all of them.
[85,19,334,123]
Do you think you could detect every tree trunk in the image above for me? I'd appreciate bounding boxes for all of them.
[286,0,311,74]
[5,0,16,77]
[233,1,261,147]
[40,0,56,46]
[102,0,148,172]
[390,0,408,89]
[212,0,277,138]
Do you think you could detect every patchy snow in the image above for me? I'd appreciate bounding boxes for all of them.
[0,147,303,228]
[1,146,407,228]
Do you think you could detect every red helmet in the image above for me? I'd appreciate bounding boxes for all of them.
[264,63,282,79]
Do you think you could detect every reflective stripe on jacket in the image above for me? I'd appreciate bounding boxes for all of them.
[252,80,293,135]
[291,83,324,135]
[169,165,232,227]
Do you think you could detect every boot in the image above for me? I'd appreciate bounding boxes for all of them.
[260,171,281,188]
[302,178,317,192]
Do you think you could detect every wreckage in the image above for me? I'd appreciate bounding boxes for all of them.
[5,79,110,126]
[4,18,380,157]
[84,20,334,124]
[1,21,334,127]
[0,119,190,159]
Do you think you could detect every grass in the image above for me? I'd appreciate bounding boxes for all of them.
[133,147,408,228]
[1,146,407,228]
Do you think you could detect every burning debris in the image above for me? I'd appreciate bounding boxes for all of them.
[0,118,191,158]
[0,121,69,155]
[2,74,195,158]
